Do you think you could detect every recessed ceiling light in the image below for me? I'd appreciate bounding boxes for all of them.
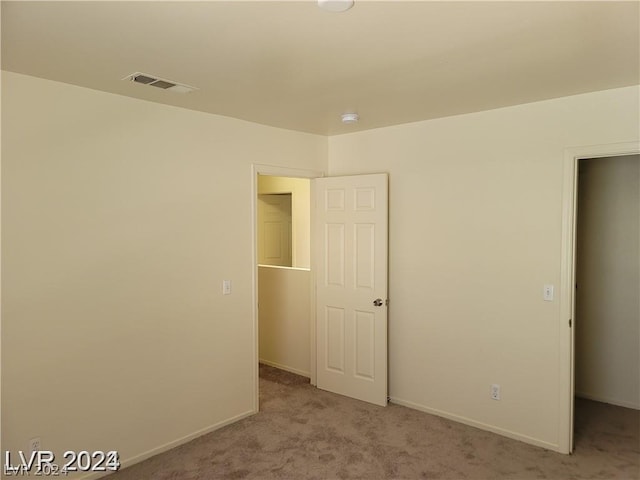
[341,112,359,124]
[318,0,354,13]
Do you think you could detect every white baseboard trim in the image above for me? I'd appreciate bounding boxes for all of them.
[389,396,560,453]
[79,409,256,480]
[259,358,310,378]
[575,391,640,410]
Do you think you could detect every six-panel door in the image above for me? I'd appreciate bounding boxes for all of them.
[315,173,388,407]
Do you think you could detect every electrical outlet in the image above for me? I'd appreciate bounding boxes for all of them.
[491,384,501,401]
[28,437,41,454]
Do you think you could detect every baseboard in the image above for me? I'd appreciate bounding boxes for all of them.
[389,396,561,453]
[575,391,640,410]
[78,409,256,480]
[259,358,310,378]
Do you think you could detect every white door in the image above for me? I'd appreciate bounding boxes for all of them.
[258,194,292,267]
[315,173,388,406]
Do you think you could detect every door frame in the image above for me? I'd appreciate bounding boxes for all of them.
[251,164,324,412]
[559,141,639,453]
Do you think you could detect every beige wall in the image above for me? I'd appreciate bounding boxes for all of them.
[258,266,310,377]
[575,155,639,409]
[327,86,640,450]
[2,68,639,464]
[1,71,327,474]
[257,176,311,268]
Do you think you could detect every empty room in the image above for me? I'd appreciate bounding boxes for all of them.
[1,1,639,479]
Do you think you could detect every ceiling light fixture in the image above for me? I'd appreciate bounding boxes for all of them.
[341,112,359,124]
[318,0,354,13]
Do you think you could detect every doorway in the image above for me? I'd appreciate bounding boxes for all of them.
[574,155,639,410]
[251,165,322,412]
[573,155,639,447]
[251,166,390,411]
[559,142,640,453]
[256,175,312,381]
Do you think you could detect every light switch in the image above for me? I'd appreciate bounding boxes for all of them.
[223,280,231,295]
[543,284,554,301]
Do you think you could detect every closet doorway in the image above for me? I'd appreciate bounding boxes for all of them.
[574,154,639,438]
[560,143,639,453]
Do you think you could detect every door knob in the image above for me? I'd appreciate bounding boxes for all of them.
[373,298,384,307]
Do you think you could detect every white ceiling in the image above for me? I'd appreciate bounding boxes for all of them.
[2,1,639,135]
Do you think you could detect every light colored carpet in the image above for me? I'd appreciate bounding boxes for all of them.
[107,365,639,479]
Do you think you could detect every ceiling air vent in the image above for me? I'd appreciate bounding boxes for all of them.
[123,72,198,94]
